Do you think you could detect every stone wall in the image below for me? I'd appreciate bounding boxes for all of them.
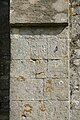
[10,0,80,120]
[70,0,80,119]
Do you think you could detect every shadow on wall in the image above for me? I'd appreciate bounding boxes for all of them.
[0,0,10,120]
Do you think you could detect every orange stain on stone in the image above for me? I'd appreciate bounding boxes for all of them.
[39,102,46,112]
[46,87,53,93]
[64,54,68,60]
[46,80,53,93]
[17,76,26,81]
[47,80,52,84]
[24,104,33,113]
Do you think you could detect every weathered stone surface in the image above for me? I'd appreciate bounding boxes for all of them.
[10,0,68,24]
[48,59,68,78]
[10,60,30,78]
[70,110,80,120]
[48,38,68,59]
[11,27,68,60]
[70,1,80,119]
[10,24,69,119]
[10,77,69,101]
[70,15,80,39]
[44,79,69,101]
[10,78,43,100]
[70,77,80,101]
[10,59,48,79]
[10,100,69,120]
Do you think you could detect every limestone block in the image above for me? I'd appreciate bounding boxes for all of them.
[11,27,68,60]
[10,60,30,78]
[45,101,69,120]
[48,37,68,59]
[30,35,48,59]
[10,59,47,79]
[48,59,68,78]
[70,110,80,120]
[10,101,69,120]
[11,29,30,59]
[10,78,43,100]
[10,101,45,120]
[10,0,68,23]
[43,79,69,101]
[35,59,47,78]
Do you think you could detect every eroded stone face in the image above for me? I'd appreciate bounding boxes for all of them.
[10,101,69,120]
[10,0,68,23]
[70,1,80,119]
[10,26,69,119]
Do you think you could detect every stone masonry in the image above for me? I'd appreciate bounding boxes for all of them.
[10,0,80,120]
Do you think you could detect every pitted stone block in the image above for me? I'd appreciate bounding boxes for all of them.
[10,100,69,120]
[48,59,68,78]
[45,100,69,120]
[48,37,68,59]
[10,0,68,23]
[10,101,45,120]
[30,35,48,59]
[11,27,68,60]
[10,78,43,100]
[11,30,30,59]
[10,60,30,78]
[43,79,69,101]
[35,59,47,78]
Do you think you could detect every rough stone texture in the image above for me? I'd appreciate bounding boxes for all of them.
[10,26,69,120]
[48,59,68,78]
[10,78,43,100]
[43,79,69,101]
[70,1,80,119]
[10,100,69,120]
[10,0,68,24]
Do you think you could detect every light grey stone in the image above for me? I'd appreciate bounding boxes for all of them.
[48,59,68,78]
[43,79,69,101]
[10,101,45,120]
[48,37,68,59]
[10,100,69,120]
[30,35,48,59]
[10,60,31,78]
[45,100,69,120]
[35,59,47,78]
[11,27,68,60]
[11,33,30,59]
[10,78,43,100]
